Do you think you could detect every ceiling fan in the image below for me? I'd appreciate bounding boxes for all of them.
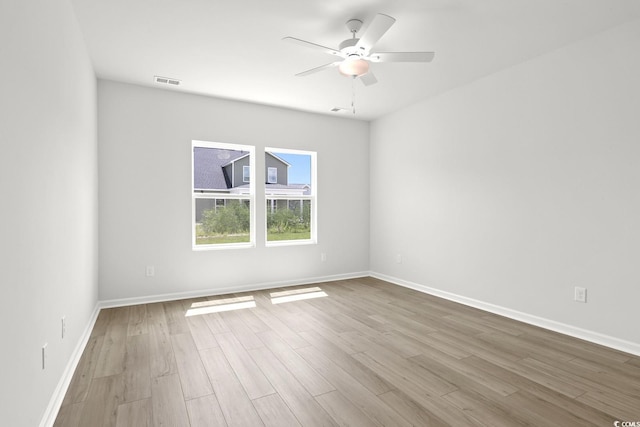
[283,13,435,86]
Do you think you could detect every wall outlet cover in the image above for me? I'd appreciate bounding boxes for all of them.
[574,286,587,303]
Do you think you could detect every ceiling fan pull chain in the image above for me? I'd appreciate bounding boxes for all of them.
[352,76,356,115]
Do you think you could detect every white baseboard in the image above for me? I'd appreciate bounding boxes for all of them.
[370,271,640,357]
[39,302,101,427]
[99,271,370,309]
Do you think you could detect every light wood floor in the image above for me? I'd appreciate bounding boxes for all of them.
[54,277,640,426]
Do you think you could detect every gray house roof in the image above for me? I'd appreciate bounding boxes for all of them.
[193,147,246,191]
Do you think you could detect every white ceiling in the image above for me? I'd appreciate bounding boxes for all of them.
[70,0,640,121]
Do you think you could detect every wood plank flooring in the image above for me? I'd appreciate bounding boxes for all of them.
[54,277,640,426]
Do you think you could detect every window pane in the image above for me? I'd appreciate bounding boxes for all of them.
[265,151,311,194]
[265,149,315,244]
[195,198,251,245]
[266,199,311,242]
[192,141,255,249]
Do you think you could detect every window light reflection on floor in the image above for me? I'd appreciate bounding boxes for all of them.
[184,287,328,316]
[185,295,256,317]
[270,287,327,305]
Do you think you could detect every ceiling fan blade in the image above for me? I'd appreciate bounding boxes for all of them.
[282,37,342,57]
[368,52,435,63]
[295,62,340,77]
[359,71,378,86]
[355,14,396,51]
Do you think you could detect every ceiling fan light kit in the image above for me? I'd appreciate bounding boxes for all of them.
[338,58,369,77]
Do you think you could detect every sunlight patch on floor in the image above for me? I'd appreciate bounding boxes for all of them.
[270,287,327,305]
[186,296,256,316]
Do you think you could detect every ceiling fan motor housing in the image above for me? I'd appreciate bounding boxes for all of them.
[339,38,366,57]
[338,36,370,76]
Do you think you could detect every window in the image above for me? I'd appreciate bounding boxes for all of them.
[267,167,277,184]
[243,165,250,183]
[265,148,316,245]
[192,140,255,249]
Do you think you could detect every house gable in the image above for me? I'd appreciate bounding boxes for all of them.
[229,155,250,186]
[265,152,290,185]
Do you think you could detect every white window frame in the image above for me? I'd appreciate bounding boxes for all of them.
[265,147,317,247]
[267,167,278,184]
[243,165,250,183]
[192,140,255,250]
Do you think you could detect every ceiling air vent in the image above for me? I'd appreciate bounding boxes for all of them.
[154,76,181,86]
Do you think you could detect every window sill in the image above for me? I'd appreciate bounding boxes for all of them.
[192,242,255,251]
[265,239,317,248]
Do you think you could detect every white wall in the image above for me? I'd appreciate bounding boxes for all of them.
[370,19,640,346]
[0,0,98,425]
[98,81,369,301]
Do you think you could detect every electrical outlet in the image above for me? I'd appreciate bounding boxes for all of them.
[320,253,327,262]
[146,266,155,277]
[574,286,587,303]
[42,343,47,370]
[396,254,402,264]
[61,316,66,339]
